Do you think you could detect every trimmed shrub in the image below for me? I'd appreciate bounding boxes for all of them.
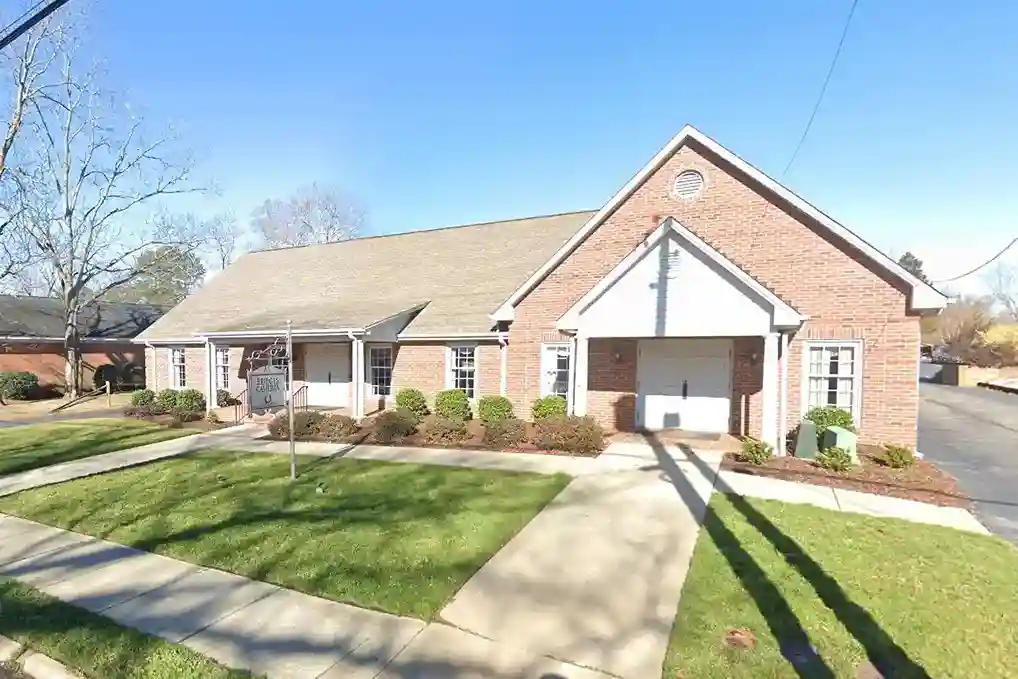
[268,410,326,439]
[124,403,168,418]
[816,446,854,472]
[170,407,203,423]
[434,389,471,421]
[318,414,360,441]
[805,406,854,438]
[531,395,567,421]
[740,438,773,466]
[374,409,419,443]
[483,418,527,448]
[131,389,156,407]
[216,389,238,407]
[423,416,469,445]
[0,371,38,400]
[156,389,179,411]
[395,388,429,419]
[477,395,514,424]
[883,443,916,469]
[532,415,604,455]
[206,411,222,425]
[175,388,206,413]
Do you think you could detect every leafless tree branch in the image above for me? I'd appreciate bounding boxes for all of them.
[251,183,364,249]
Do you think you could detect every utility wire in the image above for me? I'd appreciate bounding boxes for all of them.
[933,236,1018,283]
[0,0,72,52]
[783,0,861,176]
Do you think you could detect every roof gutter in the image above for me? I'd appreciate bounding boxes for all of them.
[199,327,366,339]
[0,336,135,343]
[397,332,500,342]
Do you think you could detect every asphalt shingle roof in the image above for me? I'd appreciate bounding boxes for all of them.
[0,295,168,339]
[137,211,595,340]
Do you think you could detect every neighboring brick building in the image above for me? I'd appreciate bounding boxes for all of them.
[136,125,946,447]
[0,295,166,393]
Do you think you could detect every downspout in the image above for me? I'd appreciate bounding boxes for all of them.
[779,331,790,455]
[567,334,578,415]
[498,331,509,397]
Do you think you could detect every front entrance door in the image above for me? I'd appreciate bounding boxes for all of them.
[303,343,351,406]
[636,338,732,432]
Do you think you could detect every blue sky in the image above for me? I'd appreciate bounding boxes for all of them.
[83,0,1017,291]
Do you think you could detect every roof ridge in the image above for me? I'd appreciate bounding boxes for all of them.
[248,209,598,256]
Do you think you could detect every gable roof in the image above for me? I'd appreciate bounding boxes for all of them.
[493,125,948,321]
[0,295,168,340]
[137,211,595,342]
[557,217,806,330]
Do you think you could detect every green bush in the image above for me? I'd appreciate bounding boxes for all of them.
[0,371,38,400]
[394,388,429,419]
[477,395,514,424]
[123,404,169,418]
[531,395,567,421]
[434,389,471,421]
[531,415,604,455]
[816,446,854,472]
[170,407,203,423]
[216,389,238,407]
[805,406,855,438]
[740,438,773,465]
[883,443,916,469]
[483,418,527,448]
[155,389,179,411]
[131,389,155,406]
[206,411,222,425]
[318,414,360,441]
[175,388,206,413]
[267,410,325,439]
[374,409,419,443]
[422,416,469,445]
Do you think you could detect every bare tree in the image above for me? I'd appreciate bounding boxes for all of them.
[251,183,363,249]
[16,47,202,396]
[0,16,65,286]
[986,261,1018,322]
[204,210,241,270]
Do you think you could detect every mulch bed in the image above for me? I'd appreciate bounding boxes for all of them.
[721,445,970,508]
[127,413,230,433]
[268,419,601,457]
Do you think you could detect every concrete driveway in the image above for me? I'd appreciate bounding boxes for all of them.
[919,382,1018,543]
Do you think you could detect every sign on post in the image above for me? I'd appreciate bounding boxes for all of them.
[248,366,287,410]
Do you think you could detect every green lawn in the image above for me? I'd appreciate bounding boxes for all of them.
[0,419,193,477]
[0,578,254,679]
[666,494,1018,679]
[0,451,568,619]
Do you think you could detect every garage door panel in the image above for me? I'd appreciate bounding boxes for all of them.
[637,339,731,432]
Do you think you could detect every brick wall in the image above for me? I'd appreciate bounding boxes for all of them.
[391,341,501,407]
[0,341,144,392]
[510,140,919,445]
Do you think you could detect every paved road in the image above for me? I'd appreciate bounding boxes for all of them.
[919,382,1018,543]
[0,407,124,429]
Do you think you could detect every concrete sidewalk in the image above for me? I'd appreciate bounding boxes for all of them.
[0,423,265,497]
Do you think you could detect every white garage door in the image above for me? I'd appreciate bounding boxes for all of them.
[304,343,351,407]
[636,339,732,432]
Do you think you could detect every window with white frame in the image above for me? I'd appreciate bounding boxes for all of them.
[369,346,393,396]
[804,342,861,417]
[448,345,476,398]
[541,343,571,400]
[215,347,230,391]
[171,348,186,388]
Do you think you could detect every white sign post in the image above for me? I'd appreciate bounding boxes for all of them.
[245,323,297,480]
[286,320,295,480]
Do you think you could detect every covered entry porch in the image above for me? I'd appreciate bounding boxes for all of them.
[557,217,804,451]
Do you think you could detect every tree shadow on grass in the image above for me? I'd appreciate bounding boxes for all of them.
[643,433,932,678]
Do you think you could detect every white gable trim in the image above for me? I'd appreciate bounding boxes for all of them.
[558,217,805,331]
[494,125,947,321]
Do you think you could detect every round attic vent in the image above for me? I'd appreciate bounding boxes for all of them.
[671,170,704,199]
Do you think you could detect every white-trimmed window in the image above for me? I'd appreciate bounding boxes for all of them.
[170,348,186,388]
[447,345,476,398]
[215,347,230,391]
[803,341,862,418]
[541,343,571,400]
[369,345,393,396]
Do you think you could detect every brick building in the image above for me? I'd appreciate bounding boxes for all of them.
[136,126,946,447]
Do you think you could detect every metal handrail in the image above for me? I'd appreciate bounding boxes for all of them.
[233,389,248,425]
[292,385,308,413]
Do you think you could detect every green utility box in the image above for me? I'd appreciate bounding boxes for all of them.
[794,419,819,459]
[821,426,859,464]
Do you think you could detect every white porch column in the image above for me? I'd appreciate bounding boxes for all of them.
[204,340,214,414]
[573,335,589,416]
[778,331,790,455]
[499,336,508,396]
[761,332,779,452]
[352,337,365,419]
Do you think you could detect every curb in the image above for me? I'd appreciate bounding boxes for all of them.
[0,635,81,679]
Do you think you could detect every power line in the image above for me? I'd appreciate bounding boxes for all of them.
[0,0,73,52]
[933,236,1018,284]
[783,0,861,176]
